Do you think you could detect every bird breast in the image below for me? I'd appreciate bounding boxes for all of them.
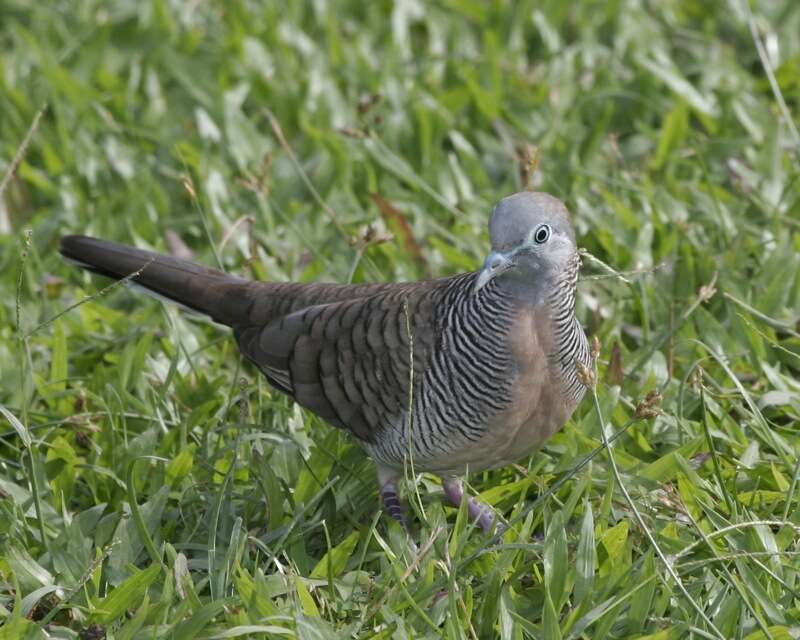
[474,304,578,471]
[374,303,579,477]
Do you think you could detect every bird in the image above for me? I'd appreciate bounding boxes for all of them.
[59,191,590,533]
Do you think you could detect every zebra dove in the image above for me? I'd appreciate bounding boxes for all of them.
[59,192,590,532]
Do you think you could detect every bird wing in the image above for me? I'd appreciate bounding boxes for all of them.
[234,286,439,442]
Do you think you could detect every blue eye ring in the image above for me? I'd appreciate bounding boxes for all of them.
[533,224,551,244]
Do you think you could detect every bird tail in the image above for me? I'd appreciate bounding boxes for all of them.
[59,235,251,327]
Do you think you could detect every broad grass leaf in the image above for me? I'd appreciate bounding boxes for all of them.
[714,592,742,638]
[104,136,135,180]
[542,590,563,640]
[770,463,790,492]
[310,530,359,579]
[19,585,61,618]
[757,240,798,317]
[120,330,153,391]
[636,51,719,117]
[117,593,149,640]
[498,587,520,640]
[734,559,787,625]
[626,552,656,633]
[0,404,31,448]
[640,437,704,482]
[45,434,79,506]
[744,626,797,640]
[224,86,267,172]
[461,67,500,121]
[568,593,630,638]
[253,452,286,531]
[636,627,687,640]
[651,101,688,171]
[758,391,798,411]
[676,473,702,521]
[234,568,279,619]
[294,429,337,506]
[477,570,503,638]
[739,440,760,469]
[295,614,341,640]
[107,486,168,581]
[574,503,595,604]
[165,445,195,486]
[49,319,67,396]
[171,599,231,640]
[172,551,190,601]
[598,520,629,577]
[294,576,320,617]
[544,510,568,612]
[51,503,99,583]
[5,546,54,593]
[93,563,160,624]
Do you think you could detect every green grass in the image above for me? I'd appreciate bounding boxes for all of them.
[1,1,800,638]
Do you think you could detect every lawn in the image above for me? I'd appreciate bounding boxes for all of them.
[1,1,799,638]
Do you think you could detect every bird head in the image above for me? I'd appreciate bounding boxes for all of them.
[474,192,577,295]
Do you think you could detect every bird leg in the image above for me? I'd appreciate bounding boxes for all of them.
[380,481,408,530]
[378,467,410,532]
[441,478,502,533]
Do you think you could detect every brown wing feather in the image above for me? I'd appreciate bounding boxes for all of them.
[235,285,441,442]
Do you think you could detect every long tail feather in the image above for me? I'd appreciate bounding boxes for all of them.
[59,235,250,327]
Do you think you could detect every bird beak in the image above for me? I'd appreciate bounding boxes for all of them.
[474,251,512,294]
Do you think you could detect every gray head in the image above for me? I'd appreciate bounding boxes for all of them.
[474,192,577,295]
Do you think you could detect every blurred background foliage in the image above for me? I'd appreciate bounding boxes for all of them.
[0,0,799,638]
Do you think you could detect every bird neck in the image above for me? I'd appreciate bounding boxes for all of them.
[548,252,580,323]
[547,252,590,400]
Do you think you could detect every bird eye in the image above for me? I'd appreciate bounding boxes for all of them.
[533,224,551,244]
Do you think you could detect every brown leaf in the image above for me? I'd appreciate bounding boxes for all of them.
[516,143,540,191]
[165,230,193,261]
[370,193,427,271]
[605,341,624,387]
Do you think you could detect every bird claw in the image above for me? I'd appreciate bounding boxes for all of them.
[441,477,504,534]
[381,472,505,539]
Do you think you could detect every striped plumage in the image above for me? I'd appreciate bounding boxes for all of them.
[549,252,591,404]
[59,191,589,532]
[365,272,518,473]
